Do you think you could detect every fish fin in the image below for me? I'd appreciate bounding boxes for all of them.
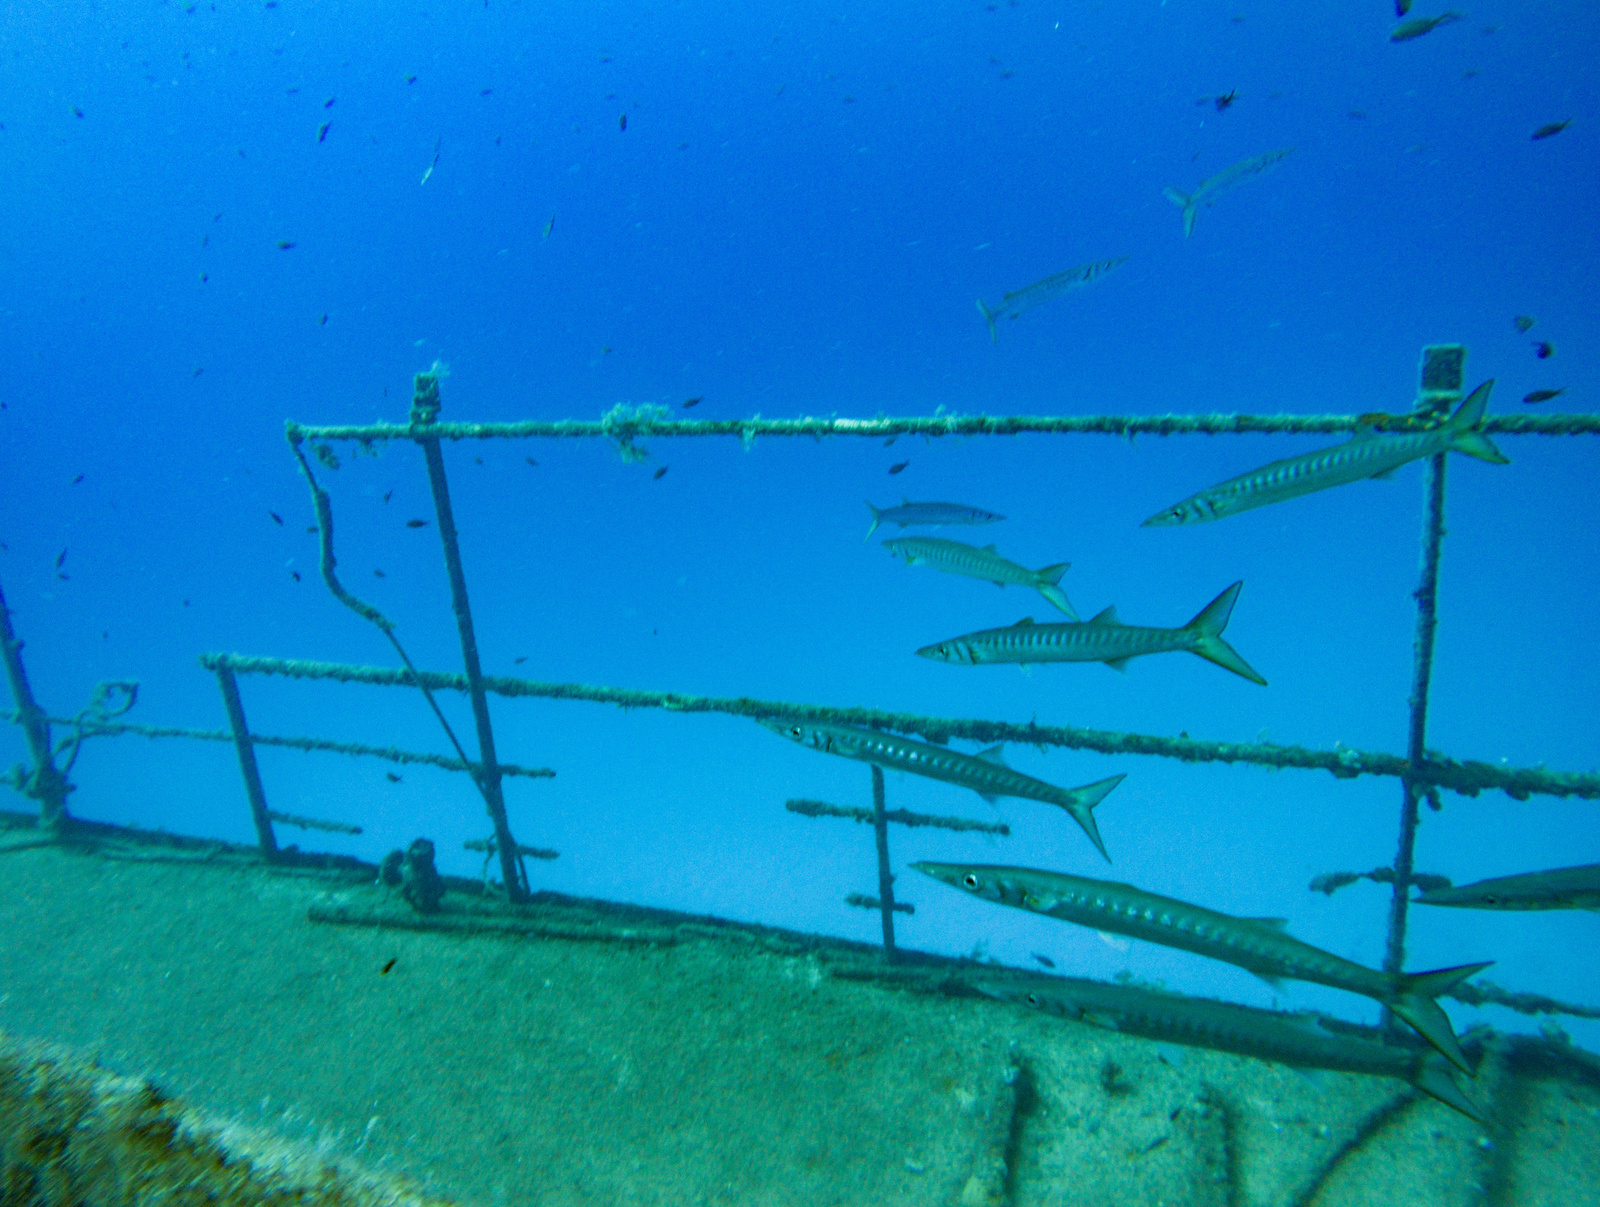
[1162,187,1198,235]
[1062,774,1125,863]
[1010,617,1036,627]
[978,791,1001,806]
[1251,971,1286,991]
[1446,381,1510,464]
[864,501,881,542]
[1036,581,1079,620]
[1088,605,1118,625]
[1104,657,1131,673]
[982,543,998,552]
[1081,1011,1122,1032]
[974,745,1008,766]
[1392,961,1493,1075]
[1035,562,1070,585]
[1185,582,1268,686]
[1162,186,1190,210]
[976,298,998,344]
[1414,1053,1488,1124]
[1370,466,1398,480]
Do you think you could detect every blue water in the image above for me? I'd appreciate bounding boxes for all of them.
[2,0,1596,1061]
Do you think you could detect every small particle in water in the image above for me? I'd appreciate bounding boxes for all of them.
[480,88,493,97]
[405,74,417,84]
[888,460,909,475]
[1513,315,1535,333]
[269,511,283,525]
[192,367,204,377]
[72,106,84,118]
[373,568,386,578]
[653,465,669,479]
[385,772,401,784]
[542,215,554,237]
[682,396,702,408]
[474,457,484,465]
[324,97,336,109]
[405,518,428,528]
[305,525,318,534]
[182,599,190,607]
[383,490,393,503]
[55,549,67,569]
[319,313,328,325]
[619,113,627,131]
[524,457,538,467]
[291,570,301,581]
[71,474,84,485]
[1531,120,1571,141]
[1533,341,1554,359]
[317,122,330,142]
[380,958,397,973]
[514,656,528,664]
[1031,953,1056,969]
[1522,389,1564,403]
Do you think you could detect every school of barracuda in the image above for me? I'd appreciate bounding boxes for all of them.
[757,356,1527,1122]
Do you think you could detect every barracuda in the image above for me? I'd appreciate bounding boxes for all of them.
[914,862,1490,1075]
[760,720,1125,861]
[1415,863,1600,912]
[975,976,1484,1122]
[1163,148,1295,237]
[864,499,1004,542]
[915,581,1265,685]
[976,256,1128,343]
[883,536,1077,618]
[1143,380,1508,527]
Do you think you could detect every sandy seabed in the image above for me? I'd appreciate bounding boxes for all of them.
[0,822,1595,1207]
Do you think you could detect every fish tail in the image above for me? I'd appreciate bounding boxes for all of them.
[1392,961,1493,1076]
[1412,1052,1488,1123]
[1446,380,1510,464]
[1061,773,1126,863]
[1032,563,1078,619]
[1163,187,1197,237]
[976,298,998,344]
[864,501,882,542]
[1185,582,1267,685]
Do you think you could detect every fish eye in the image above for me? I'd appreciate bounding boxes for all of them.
[1026,993,1040,1006]
[963,873,980,889]
[1485,895,1500,905]
[788,726,802,738]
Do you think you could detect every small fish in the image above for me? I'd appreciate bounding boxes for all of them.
[480,88,493,96]
[513,656,528,664]
[71,474,84,485]
[1522,389,1564,404]
[1531,120,1571,141]
[762,720,1125,860]
[885,537,1077,618]
[381,958,397,973]
[619,113,627,131]
[917,863,1488,1074]
[977,257,1128,343]
[917,582,1266,685]
[1533,341,1554,359]
[1143,380,1506,525]
[1390,12,1462,41]
[405,74,417,84]
[888,461,910,475]
[71,106,84,118]
[1030,953,1056,969]
[542,215,554,237]
[55,549,67,569]
[317,122,330,142]
[864,498,1004,541]
[269,511,283,525]
[193,367,204,377]
[524,457,538,467]
[319,313,328,325]
[383,490,394,503]
[276,240,296,250]
[1214,90,1237,111]
[975,977,1482,1122]
[420,137,441,185]
[1415,863,1600,912]
[324,97,336,109]
[386,772,402,783]
[1164,149,1294,238]
[653,465,669,480]
[373,569,386,578]
[405,518,429,528]
[682,396,702,408]
[291,570,301,582]
[1513,315,1536,333]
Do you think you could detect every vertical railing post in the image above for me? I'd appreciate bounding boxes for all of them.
[214,662,279,860]
[871,764,897,960]
[410,371,528,902]
[1382,346,1461,1024]
[0,577,70,833]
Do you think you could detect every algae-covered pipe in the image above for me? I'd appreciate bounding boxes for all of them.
[870,765,896,960]
[0,578,70,831]
[410,372,528,903]
[214,664,279,859]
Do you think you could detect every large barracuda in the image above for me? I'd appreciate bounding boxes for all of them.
[864,498,1005,541]
[915,581,1265,685]
[1416,863,1600,912]
[976,257,1128,344]
[975,976,1484,1122]
[1163,148,1295,237]
[884,536,1078,618]
[914,862,1490,1074]
[1143,381,1508,527]
[760,720,1125,860]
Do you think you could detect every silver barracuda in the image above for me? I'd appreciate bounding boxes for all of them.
[1163,148,1295,238]
[1143,381,1508,527]
[974,976,1483,1122]
[760,720,1125,861]
[865,498,1005,542]
[1416,863,1600,912]
[914,862,1490,1075]
[915,581,1265,685]
[976,257,1128,344]
[884,536,1078,619]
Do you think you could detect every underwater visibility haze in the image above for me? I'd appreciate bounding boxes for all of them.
[1,1,1598,1201]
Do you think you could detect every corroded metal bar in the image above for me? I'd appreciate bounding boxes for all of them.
[0,579,69,831]
[785,798,1009,835]
[214,665,278,859]
[284,410,1600,445]
[411,372,527,904]
[871,765,896,960]
[201,654,1600,804]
